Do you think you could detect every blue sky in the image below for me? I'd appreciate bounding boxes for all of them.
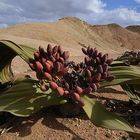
[104,0,139,10]
[0,0,140,28]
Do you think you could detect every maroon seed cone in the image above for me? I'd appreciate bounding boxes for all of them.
[43,72,52,81]
[86,69,92,78]
[46,60,53,67]
[53,46,58,54]
[39,46,45,54]
[50,56,56,62]
[34,52,40,60]
[64,90,69,95]
[96,57,101,64]
[84,56,90,65]
[56,53,60,60]
[95,73,102,82]
[90,83,97,92]
[102,63,108,72]
[82,48,87,55]
[47,44,53,54]
[59,57,64,63]
[88,66,94,72]
[59,67,68,76]
[76,86,83,94]
[64,82,70,90]
[97,65,103,73]
[83,87,92,94]
[87,46,91,54]
[106,75,115,81]
[98,52,103,58]
[73,92,81,101]
[102,54,108,63]
[56,87,64,96]
[50,82,58,90]
[54,62,62,73]
[58,45,63,55]
[106,58,113,65]
[40,84,49,91]
[44,62,52,73]
[93,49,98,57]
[63,51,69,60]
[40,57,46,64]
[101,72,107,79]
[35,61,43,72]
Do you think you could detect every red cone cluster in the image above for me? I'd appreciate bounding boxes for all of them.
[29,45,114,106]
[81,47,115,82]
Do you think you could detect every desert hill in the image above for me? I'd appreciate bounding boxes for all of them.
[0,17,140,57]
[126,25,140,35]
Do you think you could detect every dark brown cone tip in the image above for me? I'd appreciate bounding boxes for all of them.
[39,46,45,55]
[82,48,87,55]
[47,44,53,54]
[34,52,40,60]
[98,52,102,58]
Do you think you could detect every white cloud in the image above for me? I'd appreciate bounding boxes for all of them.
[0,0,140,28]
[82,8,140,26]
[134,0,140,4]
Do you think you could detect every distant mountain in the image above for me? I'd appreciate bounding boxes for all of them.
[126,25,140,35]
[0,17,140,57]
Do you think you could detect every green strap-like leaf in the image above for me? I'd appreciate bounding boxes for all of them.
[82,96,140,139]
[0,40,36,84]
[121,84,140,104]
[0,78,67,117]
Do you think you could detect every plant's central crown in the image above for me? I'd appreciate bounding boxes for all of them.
[29,45,114,106]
